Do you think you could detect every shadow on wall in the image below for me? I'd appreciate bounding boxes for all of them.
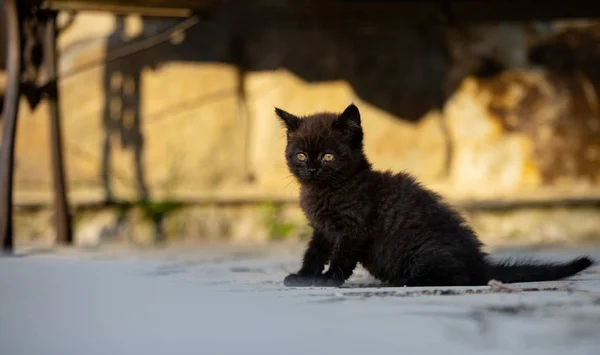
[100,16,163,241]
[68,13,600,180]
[93,11,475,203]
[101,17,149,205]
[95,10,457,242]
[4,2,600,241]
[94,10,600,195]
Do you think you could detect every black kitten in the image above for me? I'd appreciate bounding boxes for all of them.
[275,104,594,287]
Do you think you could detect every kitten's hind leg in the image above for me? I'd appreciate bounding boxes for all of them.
[284,230,331,287]
[400,252,475,287]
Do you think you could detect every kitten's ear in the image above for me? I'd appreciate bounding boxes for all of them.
[332,104,361,132]
[274,107,301,132]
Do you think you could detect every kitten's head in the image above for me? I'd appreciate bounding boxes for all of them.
[275,104,370,187]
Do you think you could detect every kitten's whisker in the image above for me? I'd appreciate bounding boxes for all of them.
[284,180,299,189]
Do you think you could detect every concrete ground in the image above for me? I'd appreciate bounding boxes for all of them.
[1,243,600,355]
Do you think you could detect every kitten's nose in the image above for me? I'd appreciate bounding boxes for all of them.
[308,167,317,175]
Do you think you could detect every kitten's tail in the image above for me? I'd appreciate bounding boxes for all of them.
[486,256,594,283]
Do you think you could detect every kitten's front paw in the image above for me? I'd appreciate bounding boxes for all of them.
[283,273,314,287]
[313,276,344,287]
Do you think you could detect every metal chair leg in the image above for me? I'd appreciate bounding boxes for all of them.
[0,0,23,253]
[43,11,73,245]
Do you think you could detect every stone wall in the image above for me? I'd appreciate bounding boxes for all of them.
[3,10,600,246]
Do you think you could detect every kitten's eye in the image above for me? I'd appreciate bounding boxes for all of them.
[296,153,307,161]
[322,153,335,162]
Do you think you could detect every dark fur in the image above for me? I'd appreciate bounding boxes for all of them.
[275,104,594,287]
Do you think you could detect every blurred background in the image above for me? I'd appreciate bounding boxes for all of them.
[2,0,600,250]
